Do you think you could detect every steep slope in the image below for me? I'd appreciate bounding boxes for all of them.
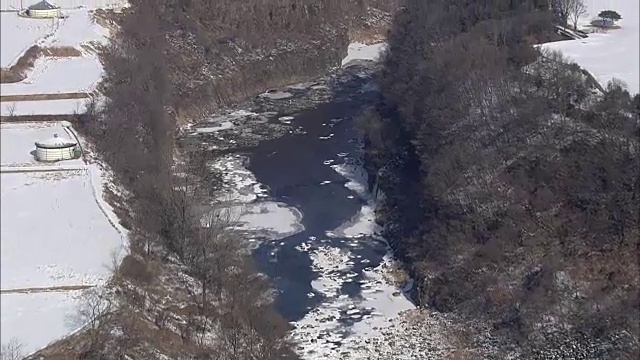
[358,0,639,358]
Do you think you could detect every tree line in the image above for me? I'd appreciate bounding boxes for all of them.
[359,0,639,357]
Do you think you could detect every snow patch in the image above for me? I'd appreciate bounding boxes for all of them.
[1,98,87,116]
[259,90,294,100]
[341,42,387,67]
[542,0,639,94]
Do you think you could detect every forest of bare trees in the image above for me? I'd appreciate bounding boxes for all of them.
[50,0,403,358]
[62,0,393,358]
[359,0,639,358]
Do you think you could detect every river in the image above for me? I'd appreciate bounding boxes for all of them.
[181,63,450,359]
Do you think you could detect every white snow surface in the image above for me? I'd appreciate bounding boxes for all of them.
[0,9,108,69]
[0,169,125,289]
[259,90,294,100]
[1,98,87,116]
[49,8,110,48]
[341,42,387,67]
[0,291,84,356]
[0,0,128,11]
[236,202,304,239]
[0,13,54,68]
[542,0,639,94]
[0,8,108,116]
[0,122,83,167]
[0,122,127,355]
[1,55,103,95]
[209,154,268,204]
[207,153,305,240]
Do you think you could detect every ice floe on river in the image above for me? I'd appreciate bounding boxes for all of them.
[200,106,453,359]
[208,153,304,241]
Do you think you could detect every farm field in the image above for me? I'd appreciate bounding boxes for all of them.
[1,98,87,116]
[0,4,124,353]
[0,0,127,11]
[1,55,104,96]
[0,290,85,356]
[543,0,639,94]
[0,7,111,116]
[0,13,54,68]
[0,122,83,166]
[0,122,127,354]
[0,169,126,290]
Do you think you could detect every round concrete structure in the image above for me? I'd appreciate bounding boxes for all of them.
[26,1,61,18]
[35,134,77,162]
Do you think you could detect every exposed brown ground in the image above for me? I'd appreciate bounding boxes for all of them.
[0,114,79,123]
[0,45,82,84]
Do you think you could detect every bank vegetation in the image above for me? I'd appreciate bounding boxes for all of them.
[358,0,639,358]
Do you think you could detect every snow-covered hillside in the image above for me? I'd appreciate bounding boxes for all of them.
[543,0,639,94]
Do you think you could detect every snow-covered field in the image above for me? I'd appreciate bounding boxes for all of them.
[1,98,87,116]
[543,0,639,94]
[0,291,84,356]
[49,8,110,48]
[0,0,128,11]
[0,8,110,116]
[1,170,125,289]
[1,56,104,95]
[0,13,55,68]
[0,122,127,356]
[0,122,82,167]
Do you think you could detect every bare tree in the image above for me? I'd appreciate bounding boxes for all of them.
[185,206,244,334]
[0,338,24,360]
[76,286,115,354]
[551,0,574,26]
[568,0,587,30]
[5,103,16,118]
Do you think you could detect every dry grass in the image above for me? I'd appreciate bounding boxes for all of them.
[382,260,412,288]
[41,46,82,57]
[0,92,90,102]
[0,45,41,83]
[92,8,124,32]
[0,114,79,123]
[0,45,82,84]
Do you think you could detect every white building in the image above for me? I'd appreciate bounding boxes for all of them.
[25,0,61,18]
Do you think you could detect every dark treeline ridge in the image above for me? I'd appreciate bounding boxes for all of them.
[98,0,398,123]
[35,0,394,359]
[359,0,639,358]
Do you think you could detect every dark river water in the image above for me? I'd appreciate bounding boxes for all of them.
[243,70,392,322]
[184,64,396,324]
[248,100,387,321]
